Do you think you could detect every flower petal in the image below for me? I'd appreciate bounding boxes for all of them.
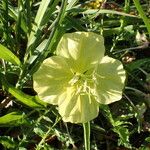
[56,32,105,74]
[58,86,99,123]
[33,56,73,104]
[95,56,126,104]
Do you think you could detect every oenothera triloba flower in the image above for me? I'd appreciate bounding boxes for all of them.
[33,32,126,123]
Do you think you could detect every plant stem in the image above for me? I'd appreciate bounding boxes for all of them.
[36,116,61,150]
[83,121,91,150]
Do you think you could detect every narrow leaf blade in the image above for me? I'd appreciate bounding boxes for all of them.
[27,0,51,47]
[0,112,28,127]
[1,76,46,109]
[0,44,21,66]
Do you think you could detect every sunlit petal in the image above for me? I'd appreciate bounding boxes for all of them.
[95,56,126,104]
[33,56,73,104]
[58,87,99,123]
[56,32,105,73]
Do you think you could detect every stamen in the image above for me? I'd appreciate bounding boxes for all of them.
[69,74,80,86]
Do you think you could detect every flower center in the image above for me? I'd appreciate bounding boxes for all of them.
[69,72,96,96]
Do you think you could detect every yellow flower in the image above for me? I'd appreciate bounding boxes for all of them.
[33,32,126,123]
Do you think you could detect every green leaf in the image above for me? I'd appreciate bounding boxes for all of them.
[127,58,150,71]
[8,6,27,33]
[146,73,150,82]
[66,0,78,10]
[145,137,150,142]
[1,75,47,109]
[113,126,131,148]
[135,103,147,132]
[19,147,27,150]
[100,105,131,148]
[27,39,48,65]
[0,136,17,149]
[82,9,139,18]
[41,0,60,26]
[34,127,45,137]
[133,0,150,36]
[139,147,150,150]
[27,0,51,48]
[65,16,86,31]
[0,44,21,66]
[0,112,28,127]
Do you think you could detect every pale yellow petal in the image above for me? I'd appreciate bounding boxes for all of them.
[58,87,99,123]
[56,32,105,73]
[95,56,126,104]
[33,56,73,104]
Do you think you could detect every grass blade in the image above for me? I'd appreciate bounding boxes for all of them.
[1,74,46,109]
[27,0,52,48]
[0,44,21,66]
[0,112,28,127]
[133,0,150,36]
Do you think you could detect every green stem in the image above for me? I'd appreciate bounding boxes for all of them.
[36,117,61,150]
[83,122,90,150]
[133,0,150,37]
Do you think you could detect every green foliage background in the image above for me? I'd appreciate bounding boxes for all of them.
[0,0,150,149]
